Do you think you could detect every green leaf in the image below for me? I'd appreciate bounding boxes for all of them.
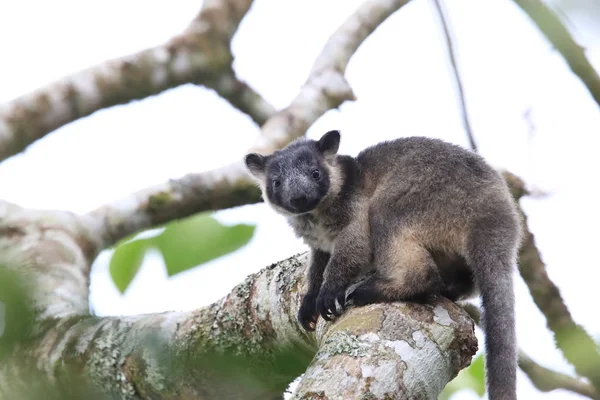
[109,238,152,294]
[440,354,486,399]
[107,212,256,291]
[0,264,35,360]
[469,353,486,394]
[155,212,256,277]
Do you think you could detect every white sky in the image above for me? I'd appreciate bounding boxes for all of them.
[0,1,599,399]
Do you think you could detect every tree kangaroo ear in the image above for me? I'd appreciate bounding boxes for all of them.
[317,130,341,156]
[244,153,267,178]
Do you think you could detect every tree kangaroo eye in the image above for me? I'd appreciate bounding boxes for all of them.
[272,179,281,189]
[311,169,321,180]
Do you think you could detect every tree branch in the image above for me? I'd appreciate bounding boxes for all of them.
[430,0,477,151]
[518,204,600,390]
[294,295,477,399]
[504,172,600,391]
[512,0,600,109]
[208,68,277,124]
[518,352,600,399]
[2,252,477,399]
[0,201,97,320]
[0,0,275,163]
[86,0,413,249]
[461,304,600,399]
[85,163,262,249]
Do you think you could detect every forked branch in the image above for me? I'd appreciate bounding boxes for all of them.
[87,0,414,249]
[0,0,274,163]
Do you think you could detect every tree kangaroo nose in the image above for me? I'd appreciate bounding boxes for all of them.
[290,195,308,208]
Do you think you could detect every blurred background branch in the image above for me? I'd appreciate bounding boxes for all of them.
[431,0,477,151]
[512,0,600,108]
[462,304,600,399]
[518,203,600,390]
[0,0,273,163]
[505,173,600,391]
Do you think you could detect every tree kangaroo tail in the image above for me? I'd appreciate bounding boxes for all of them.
[481,264,517,399]
[466,204,520,399]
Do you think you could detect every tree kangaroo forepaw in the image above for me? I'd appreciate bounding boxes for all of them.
[316,283,348,321]
[297,291,319,331]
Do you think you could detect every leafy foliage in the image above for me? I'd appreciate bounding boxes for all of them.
[109,212,255,293]
[0,266,110,399]
[142,330,314,399]
[440,354,485,399]
[0,264,35,360]
[157,212,256,277]
[109,237,153,293]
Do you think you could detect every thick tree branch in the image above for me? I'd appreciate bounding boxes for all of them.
[462,304,599,399]
[0,0,275,163]
[86,0,413,249]
[0,201,99,320]
[2,252,477,399]
[294,296,477,399]
[504,172,600,391]
[512,0,600,109]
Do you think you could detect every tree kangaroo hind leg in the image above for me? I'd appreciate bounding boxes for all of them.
[347,235,444,306]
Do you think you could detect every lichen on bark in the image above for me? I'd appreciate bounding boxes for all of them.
[293,295,477,400]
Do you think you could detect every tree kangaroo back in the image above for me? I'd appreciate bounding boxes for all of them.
[244,130,523,400]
